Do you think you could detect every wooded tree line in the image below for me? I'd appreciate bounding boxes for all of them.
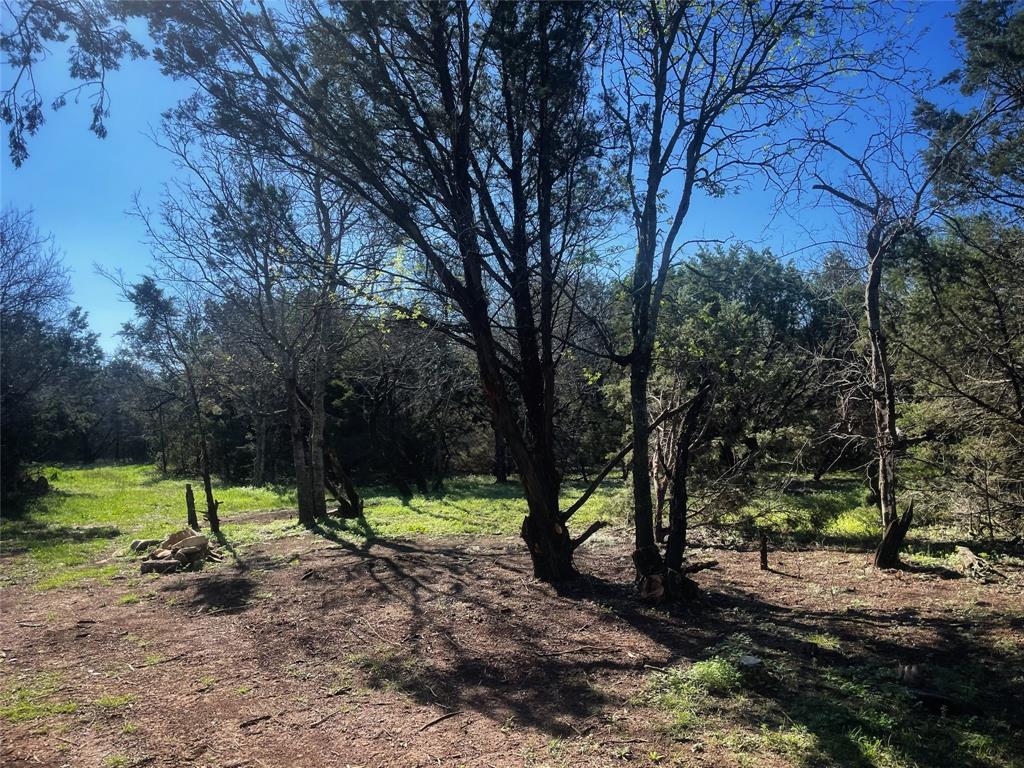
[2,0,1021,597]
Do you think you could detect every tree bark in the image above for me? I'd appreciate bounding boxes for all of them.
[664,387,707,572]
[309,372,328,519]
[326,448,363,518]
[185,483,199,531]
[185,365,219,535]
[630,358,664,590]
[874,501,913,568]
[865,232,905,561]
[286,375,317,527]
[493,418,509,483]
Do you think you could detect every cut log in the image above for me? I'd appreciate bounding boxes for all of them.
[159,528,200,550]
[170,535,209,552]
[953,546,1005,582]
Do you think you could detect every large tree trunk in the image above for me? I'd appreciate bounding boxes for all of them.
[875,501,913,569]
[665,387,707,573]
[309,372,328,519]
[326,448,363,518]
[286,376,317,527]
[865,237,906,565]
[519,477,574,582]
[630,357,665,597]
[493,418,509,483]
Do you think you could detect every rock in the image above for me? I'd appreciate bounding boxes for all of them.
[739,655,762,669]
[141,559,180,574]
[170,535,208,552]
[130,539,160,552]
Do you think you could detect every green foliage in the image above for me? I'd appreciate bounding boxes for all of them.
[95,694,135,709]
[730,474,879,543]
[684,658,744,693]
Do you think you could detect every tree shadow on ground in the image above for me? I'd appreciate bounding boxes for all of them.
[150,521,1023,762]
[562,569,1024,767]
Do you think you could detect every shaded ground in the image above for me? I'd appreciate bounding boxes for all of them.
[2,515,1022,767]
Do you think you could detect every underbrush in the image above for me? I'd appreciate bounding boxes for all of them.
[645,631,1024,768]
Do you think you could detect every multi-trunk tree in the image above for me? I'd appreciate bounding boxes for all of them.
[599,0,897,597]
[137,123,370,527]
[134,1,612,580]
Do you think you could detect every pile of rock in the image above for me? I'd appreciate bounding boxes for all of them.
[130,528,223,574]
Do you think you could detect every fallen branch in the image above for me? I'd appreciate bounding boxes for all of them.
[680,559,718,575]
[239,714,272,729]
[531,645,607,658]
[417,710,461,732]
[310,707,345,728]
[571,521,609,551]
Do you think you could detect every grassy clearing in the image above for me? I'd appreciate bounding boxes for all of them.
[1,464,625,589]
[1,464,297,588]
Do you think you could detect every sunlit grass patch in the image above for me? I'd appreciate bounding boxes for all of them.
[806,632,841,651]
[648,656,746,734]
[2,464,299,587]
[353,475,624,538]
[95,694,135,709]
[0,674,77,722]
[36,563,120,591]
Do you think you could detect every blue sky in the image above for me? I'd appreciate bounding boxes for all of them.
[1,3,962,354]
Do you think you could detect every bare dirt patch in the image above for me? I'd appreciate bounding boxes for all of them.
[2,530,1022,767]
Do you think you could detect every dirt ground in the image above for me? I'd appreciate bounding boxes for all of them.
[2,513,1023,768]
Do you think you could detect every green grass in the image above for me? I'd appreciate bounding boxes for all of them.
[95,694,135,709]
[1,464,625,589]
[334,476,621,538]
[1,464,297,587]
[0,674,77,722]
[645,638,1024,768]
[732,474,881,544]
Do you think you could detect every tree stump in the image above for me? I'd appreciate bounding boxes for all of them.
[874,501,913,569]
